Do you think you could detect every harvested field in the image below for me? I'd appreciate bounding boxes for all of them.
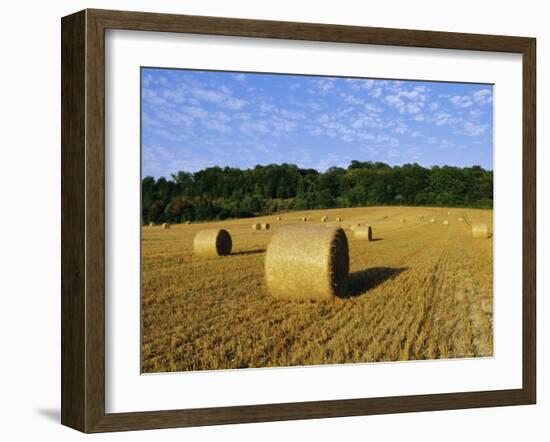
[141,206,493,373]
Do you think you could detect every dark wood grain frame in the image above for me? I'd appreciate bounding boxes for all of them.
[61,8,536,433]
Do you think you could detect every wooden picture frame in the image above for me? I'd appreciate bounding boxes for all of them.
[61,8,536,433]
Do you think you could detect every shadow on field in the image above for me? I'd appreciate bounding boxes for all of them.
[370,238,383,242]
[342,266,408,298]
[232,248,265,256]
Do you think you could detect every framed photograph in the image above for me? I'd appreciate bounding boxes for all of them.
[61,9,536,433]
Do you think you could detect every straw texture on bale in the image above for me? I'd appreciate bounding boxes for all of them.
[350,223,362,231]
[354,226,373,241]
[162,223,170,229]
[265,225,349,301]
[261,223,270,230]
[193,229,232,256]
[252,223,261,230]
[472,223,489,238]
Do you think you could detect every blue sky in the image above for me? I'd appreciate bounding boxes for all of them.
[142,68,493,178]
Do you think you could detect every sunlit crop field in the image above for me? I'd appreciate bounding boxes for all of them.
[141,206,493,373]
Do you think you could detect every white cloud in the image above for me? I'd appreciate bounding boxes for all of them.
[370,87,382,98]
[462,121,489,136]
[450,95,474,108]
[340,93,364,105]
[473,89,493,105]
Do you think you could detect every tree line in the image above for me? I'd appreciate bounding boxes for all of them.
[142,161,493,223]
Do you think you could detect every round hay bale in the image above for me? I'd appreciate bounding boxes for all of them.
[276,216,282,221]
[252,223,261,231]
[400,218,406,223]
[336,217,342,222]
[265,225,349,301]
[443,220,449,225]
[301,216,308,222]
[472,223,489,238]
[162,223,170,230]
[354,226,373,241]
[193,229,232,256]
[185,220,191,225]
[350,223,362,231]
[430,218,436,223]
[261,223,270,230]
[149,222,155,227]
[458,217,464,222]
[321,216,328,222]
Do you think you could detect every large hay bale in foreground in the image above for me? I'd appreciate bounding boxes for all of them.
[162,223,170,230]
[261,223,270,230]
[252,223,261,231]
[354,226,373,241]
[193,229,232,256]
[265,225,349,301]
[472,223,489,238]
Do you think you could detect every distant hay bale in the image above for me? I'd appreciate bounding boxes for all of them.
[252,223,261,231]
[276,216,282,221]
[336,217,342,222]
[149,222,155,227]
[400,218,406,223]
[300,216,308,222]
[354,226,373,241]
[193,229,232,256]
[443,220,449,225]
[447,211,452,215]
[162,223,170,230]
[261,223,270,230]
[265,225,349,301]
[430,218,436,223]
[321,216,328,222]
[472,223,489,238]
[458,217,464,222]
[350,223,362,231]
[185,220,191,225]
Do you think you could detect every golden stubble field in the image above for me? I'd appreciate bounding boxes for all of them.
[141,206,493,373]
